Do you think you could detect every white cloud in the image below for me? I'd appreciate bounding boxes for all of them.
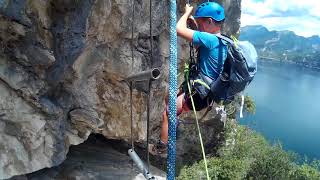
[241,0,320,37]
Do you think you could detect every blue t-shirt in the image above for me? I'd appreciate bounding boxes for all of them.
[192,31,228,80]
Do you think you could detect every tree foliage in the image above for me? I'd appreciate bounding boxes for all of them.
[177,120,320,179]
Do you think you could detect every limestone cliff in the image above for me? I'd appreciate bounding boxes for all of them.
[0,0,241,178]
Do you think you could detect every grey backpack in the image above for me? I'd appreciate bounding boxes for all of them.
[209,34,258,103]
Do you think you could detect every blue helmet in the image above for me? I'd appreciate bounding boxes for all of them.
[194,2,225,22]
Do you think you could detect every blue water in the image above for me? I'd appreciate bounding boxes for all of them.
[241,60,320,160]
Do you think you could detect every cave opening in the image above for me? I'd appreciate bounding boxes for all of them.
[10,134,166,180]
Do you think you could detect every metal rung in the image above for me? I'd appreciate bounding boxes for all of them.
[128,149,155,180]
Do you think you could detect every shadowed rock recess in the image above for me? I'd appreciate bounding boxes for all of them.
[0,0,241,179]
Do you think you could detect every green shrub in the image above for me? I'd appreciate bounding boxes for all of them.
[177,120,320,180]
[177,158,251,180]
[246,143,294,180]
[289,163,320,180]
[222,122,295,179]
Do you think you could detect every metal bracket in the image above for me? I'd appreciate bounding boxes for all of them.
[125,68,161,93]
[126,68,161,179]
[125,68,161,83]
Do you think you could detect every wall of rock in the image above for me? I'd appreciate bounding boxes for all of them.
[0,0,241,178]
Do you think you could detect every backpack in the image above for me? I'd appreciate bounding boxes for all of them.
[209,34,258,103]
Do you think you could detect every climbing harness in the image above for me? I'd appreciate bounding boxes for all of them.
[126,0,160,179]
[178,1,211,179]
[183,33,254,180]
[176,1,218,179]
[186,75,210,180]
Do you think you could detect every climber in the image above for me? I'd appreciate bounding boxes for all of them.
[150,2,227,155]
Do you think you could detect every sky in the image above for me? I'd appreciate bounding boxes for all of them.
[241,0,320,37]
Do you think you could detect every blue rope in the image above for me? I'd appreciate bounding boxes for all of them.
[167,0,177,179]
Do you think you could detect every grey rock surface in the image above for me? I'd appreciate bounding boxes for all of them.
[0,0,241,178]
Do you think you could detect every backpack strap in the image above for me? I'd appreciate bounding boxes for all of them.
[215,34,235,45]
[217,38,224,73]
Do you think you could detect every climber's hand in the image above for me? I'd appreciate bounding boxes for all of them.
[187,15,198,30]
[185,4,193,16]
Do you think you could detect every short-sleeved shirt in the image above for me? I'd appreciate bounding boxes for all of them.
[192,31,228,80]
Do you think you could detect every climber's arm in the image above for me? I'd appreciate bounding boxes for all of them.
[177,4,195,42]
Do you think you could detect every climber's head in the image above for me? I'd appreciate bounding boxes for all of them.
[194,2,225,33]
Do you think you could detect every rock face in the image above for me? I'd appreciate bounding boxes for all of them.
[0,0,241,179]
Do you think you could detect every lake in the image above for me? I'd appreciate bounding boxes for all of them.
[241,60,320,160]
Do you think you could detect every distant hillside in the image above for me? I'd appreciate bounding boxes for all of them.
[239,25,320,68]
